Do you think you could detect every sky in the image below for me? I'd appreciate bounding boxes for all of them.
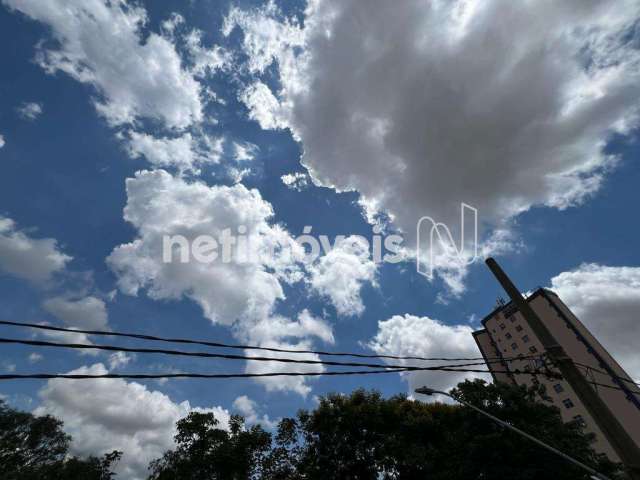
[0,0,639,478]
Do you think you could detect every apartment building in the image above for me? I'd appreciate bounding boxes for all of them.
[473,288,640,461]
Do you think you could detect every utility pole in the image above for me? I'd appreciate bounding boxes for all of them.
[485,257,640,480]
[415,386,611,480]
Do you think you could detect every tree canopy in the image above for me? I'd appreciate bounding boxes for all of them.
[0,399,120,480]
[147,379,620,480]
[0,380,620,479]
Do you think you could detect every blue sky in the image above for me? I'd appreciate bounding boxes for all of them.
[1,1,639,477]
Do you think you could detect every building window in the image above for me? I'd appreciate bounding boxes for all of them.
[529,346,538,353]
[500,323,506,330]
[505,332,512,339]
[522,335,530,343]
[509,316,516,323]
[562,399,574,409]
[515,325,523,332]
[511,342,518,350]
[553,383,564,393]
[572,415,586,427]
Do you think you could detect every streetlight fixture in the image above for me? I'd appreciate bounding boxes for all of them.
[415,386,611,480]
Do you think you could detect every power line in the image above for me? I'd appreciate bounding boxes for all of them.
[586,379,640,395]
[573,361,640,388]
[0,369,409,380]
[415,386,612,480]
[0,336,502,371]
[0,319,517,362]
[0,366,555,381]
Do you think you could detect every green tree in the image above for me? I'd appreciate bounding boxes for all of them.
[146,379,620,479]
[0,399,121,480]
[290,380,620,480]
[148,412,271,480]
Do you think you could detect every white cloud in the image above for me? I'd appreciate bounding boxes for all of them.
[308,236,377,317]
[125,131,223,173]
[107,169,296,325]
[549,264,640,381]
[42,295,108,330]
[368,314,490,401]
[16,102,42,120]
[16,101,43,120]
[0,134,5,148]
[108,352,134,370]
[184,29,228,78]
[233,141,258,162]
[28,352,43,363]
[239,81,290,130]
[227,166,252,184]
[232,395,277,429]
[281,172,309,191]
[35,363,230,480]
[5,0,203,129]
[0,215,71,283]
[3,362,16,373]
[230,0,640,290]
[107,170,329,395]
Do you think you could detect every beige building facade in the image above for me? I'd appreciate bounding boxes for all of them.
[473,288,640,461]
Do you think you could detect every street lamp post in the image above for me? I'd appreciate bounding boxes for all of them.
[415,386,611,480]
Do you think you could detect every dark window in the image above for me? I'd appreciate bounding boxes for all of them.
[500,323,506,330]
[509,316,516,323]
[562,399,574,409]
[515,325,523,332]
[534,358,545,368]
[503,303,518,318]
[505,332,512,339]
[529,346,538,353]
[522,335,530,343]
[572,415,586,427]
[553,383,564,393]
[511,342,518,350]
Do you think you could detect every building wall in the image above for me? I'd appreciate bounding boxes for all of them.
[474,289,640,461]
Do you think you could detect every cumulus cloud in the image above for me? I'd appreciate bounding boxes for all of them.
[229,0,640,291]
[241,310,333,396]
[35,363,230,480]
[0,215,71,283]
[28,352,43,363]
[308,236,377,317]
[239,81,291,131]
[5,0,203,129]
[281,172,309,191]
[107,169,297,325]
[42,295,108,330]
[107,170,330,395]
[232,395,277,429]
[108,351,133,370]
[125,131,223,173]
[549,264,640,381]
[233,141,258,162]
[16,101,43,120]
[184,29,228,78]
[368,314,490,401]
[0,134,5,148]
